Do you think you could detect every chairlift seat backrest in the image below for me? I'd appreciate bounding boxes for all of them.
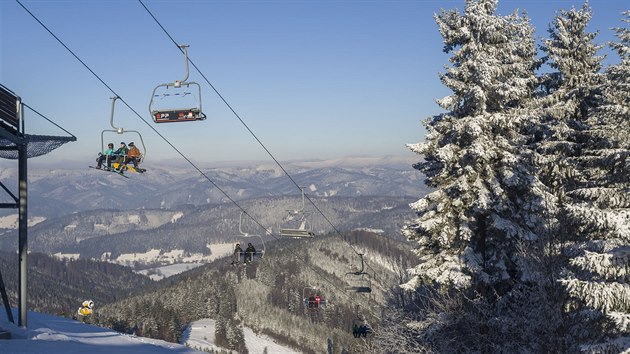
[280,228,315,238]
[152,108,206,123]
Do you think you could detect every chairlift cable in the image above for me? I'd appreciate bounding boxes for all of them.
[17,0,382,322]
[139,0,389,291]
[22,103,76,139]
[138,0,379,265]
[15,0,271,237]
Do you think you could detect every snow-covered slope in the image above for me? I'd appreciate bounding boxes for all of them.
[0,311,299,354]
[182,318,298,353]
[0,311,203,354]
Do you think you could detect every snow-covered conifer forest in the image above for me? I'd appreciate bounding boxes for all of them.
[401,0,630,352]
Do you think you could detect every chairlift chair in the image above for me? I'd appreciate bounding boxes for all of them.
[234,211,266,263]
[345,254,372,293]
[100,97,147,172]
[346,273,372,293]
[280,187,316,238]
[149,45,206,123]
[302,286,327,310]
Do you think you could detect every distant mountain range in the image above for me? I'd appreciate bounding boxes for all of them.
[0,156,427,263]
[4,195,414,258]
[0,155,425,216]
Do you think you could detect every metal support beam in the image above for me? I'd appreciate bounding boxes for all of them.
[17,134,27,328]
[0,268,14,324]
[0,129,21,145]
[0,181,18,204]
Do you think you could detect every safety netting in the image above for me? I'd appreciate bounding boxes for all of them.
[0,134,76,159]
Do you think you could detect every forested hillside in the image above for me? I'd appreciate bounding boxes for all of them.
[0,196,413,261]
[90,231,416,353]
[0,252,152,315]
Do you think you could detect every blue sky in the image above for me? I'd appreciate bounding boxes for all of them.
[1,0,627,165]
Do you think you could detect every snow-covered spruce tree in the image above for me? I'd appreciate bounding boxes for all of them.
[542,8,630,352]
[532,2,605,195]
[402,0,555,351]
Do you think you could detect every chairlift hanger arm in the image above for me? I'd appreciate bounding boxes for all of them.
[351,253,366,274]
[101,130,147,160]
[177,44,190,85]
[109,96,123,132]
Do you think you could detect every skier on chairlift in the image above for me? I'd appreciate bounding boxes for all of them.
[245,243,256,263]
[96,143,115,170]
[112,142,128,166]
[125,142,142,169]
[232,243,242,265]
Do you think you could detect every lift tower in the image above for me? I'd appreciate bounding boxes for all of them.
[0,84,75,327]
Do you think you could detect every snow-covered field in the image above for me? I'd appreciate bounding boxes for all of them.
[137,263,205,281]
[0,215,46,229]
[132,243,235,280]
[182,318,298,354]
[113,243,234,266]
[0,311,299,354]
[0,311,203,354]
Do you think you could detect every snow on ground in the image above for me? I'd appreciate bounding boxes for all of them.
[352,227,385,234]
[180,319,223,353]
[114,244,234,268]
[0,215,46,229]
[115,249,162,263]
[241,325,299,354]
[0,214,46,229]
[171,212,183,223]
[137,263,205,281]
[207,243,234,260]
[182,318,298,354]
[52,253,80,261]
[93,223,109,232]
[127,214,141,224]
[132,244,235,280]
[0,311,203,354]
